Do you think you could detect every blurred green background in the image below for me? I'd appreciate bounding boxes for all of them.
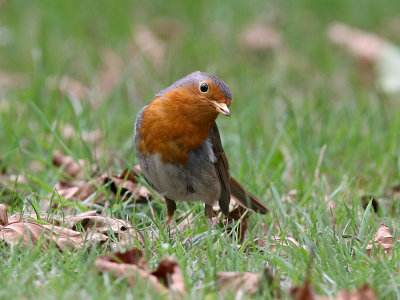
[1,0,399,184]
[1,0,400,298]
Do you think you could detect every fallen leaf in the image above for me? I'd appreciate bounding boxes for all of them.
[223,205,249,241]
[153,17,183,41]
[0,173,27,185]
[336,284,376,300]
[96,249,186,297]
[95,49,124,103]
[103,167,152,204]
[51,164,152,211]
[217,271,262,296]
[82,129,102,143]
[53,150,86,179]
[101,247,147,269]
[134,25,166,70]
[151,259,187,296]
[54,179,99,201]
[291,282,376,300]
[47,76,90,101]
[5,207,142,249]
[290,280,328,300]
[282,189,298,203]
[27,161,45,172]
[60,211,144,248]
[217,267,279,299]
[61,123,76,139]
[366,223,395,257]
[1,218,107,251]
[240,23,282,52]
[0,70,28,93]
[327,22,384,65]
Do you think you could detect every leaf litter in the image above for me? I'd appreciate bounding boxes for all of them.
[51,151,153,209]
[1,204,143,251]
[1,147,391,297]
[95,248,187,297]
[366,223,395,258]
[291,281,376,300]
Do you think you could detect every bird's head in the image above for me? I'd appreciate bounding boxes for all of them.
[138,72,232,163]
[157,71,232,119]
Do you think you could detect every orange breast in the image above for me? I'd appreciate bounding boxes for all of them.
[138,96,217,165]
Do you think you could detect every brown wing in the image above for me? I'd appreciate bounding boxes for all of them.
[209,122,231,216]
[209,123,268,215]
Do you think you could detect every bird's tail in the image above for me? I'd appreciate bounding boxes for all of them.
[230,177,268,214]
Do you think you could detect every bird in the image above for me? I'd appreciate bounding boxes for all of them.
[134,71,268,226]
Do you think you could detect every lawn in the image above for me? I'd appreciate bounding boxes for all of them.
[1,0,400,299]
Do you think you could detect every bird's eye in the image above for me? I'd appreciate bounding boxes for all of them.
[199,82,209,93]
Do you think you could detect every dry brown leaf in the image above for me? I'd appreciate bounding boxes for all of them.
[60,211,144,247]
[282,189,298,203]
[290,280,328,300]
[96,252,166,294]
[210,196,252,239]
[134,25,166,70]
[4,208,141,249]
[366,223,395,257]
[151,259,187,296]
[291,282,375,300]
[223,205,249,241]
[217,268,279,299]
[240,23,282,52]
[54,180,98,201]
[1,204,108,251]
[335,284,376,300]
[61,124,102,143]
[103,167,152,204]
[153,17,183,41]
[0,173,28,186]
[96,249,186,297]
[1,218,107,251]
[327,22,384,64]
[95,49,124,102]
[100,247,147,269]
[0,70,28,93]
[47,76,90,101]
[53,150,86,179]
[82,129,102,144]
[7,212,47,224]
[51,164,152,212]
[217,271,262,296]
[27,161,45,172]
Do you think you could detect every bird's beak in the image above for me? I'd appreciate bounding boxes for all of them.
[208,100,231,117]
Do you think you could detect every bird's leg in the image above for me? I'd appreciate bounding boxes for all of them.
[204,204,213,221]
[163,197,176,229]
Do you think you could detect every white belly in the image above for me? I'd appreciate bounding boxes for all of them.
[137,139,221,205]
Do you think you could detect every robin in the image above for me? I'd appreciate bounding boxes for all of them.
[135,71,267,226]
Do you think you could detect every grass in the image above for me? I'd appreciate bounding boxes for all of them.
[1,0,400,299]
